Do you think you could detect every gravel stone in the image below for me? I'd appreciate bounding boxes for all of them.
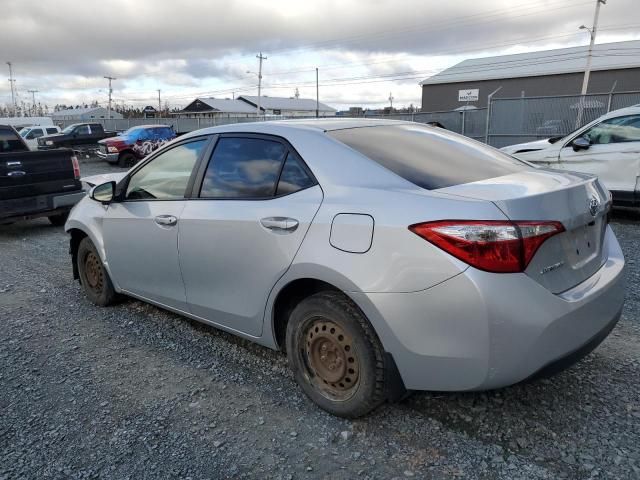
[0,158,639,479]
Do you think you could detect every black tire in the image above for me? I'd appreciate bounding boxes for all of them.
[77,237,119,306]
[118,152,137,168]
[286,291,388,418]
[48,211,69,226]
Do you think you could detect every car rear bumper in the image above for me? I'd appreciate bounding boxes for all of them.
[0,190,85,223]
[96,150,119,163]
[353,226,625,391]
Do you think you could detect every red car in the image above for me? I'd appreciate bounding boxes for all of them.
[97,125,176,167]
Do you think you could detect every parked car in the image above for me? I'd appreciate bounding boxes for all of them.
[535,119,570,136]
[19,125,62,150]
[97,125,176,167]
[0,125,84,225]
[501,105,640,207]
[67,119,625,417]
[37,122,117,152]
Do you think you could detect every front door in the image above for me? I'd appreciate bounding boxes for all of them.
[178,135,322,336]
[102,138,210,310]
[559,113,640,204]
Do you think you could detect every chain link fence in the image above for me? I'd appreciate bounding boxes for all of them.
[54,90,640,149]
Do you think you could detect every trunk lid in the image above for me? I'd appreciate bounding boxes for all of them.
[437,169,611,293]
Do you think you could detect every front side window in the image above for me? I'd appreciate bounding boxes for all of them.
[200,137,287,198]
[76,125,90,135]
[46,128,58,134]
[582,115,640,145]
[125,139,207,200]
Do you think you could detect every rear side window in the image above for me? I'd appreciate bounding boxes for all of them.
[276,152,315,196]
[329,124,527,190]
[0,128,27,153]
[200,137,287,198]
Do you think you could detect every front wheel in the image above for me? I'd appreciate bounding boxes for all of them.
[48,211,69,226]
[118,152,137,168]
[286,291,388,418]
[77,237,119,306]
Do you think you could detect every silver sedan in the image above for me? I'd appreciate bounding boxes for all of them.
[66,119,625,417]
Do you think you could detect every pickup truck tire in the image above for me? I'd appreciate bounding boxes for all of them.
[77,237,119,306]
[48,212,69,226]
[118,152,137,168]
[286,291,387,418]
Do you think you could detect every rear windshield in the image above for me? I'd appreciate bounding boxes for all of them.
[0,128,27,153]
[329,124,528,190]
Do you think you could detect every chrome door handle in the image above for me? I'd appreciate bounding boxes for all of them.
[260,217,299,233]
[154,215,178,226]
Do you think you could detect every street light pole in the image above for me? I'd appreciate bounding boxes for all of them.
[256,52,267,117]
[157,89,161,117]
[104,76,116,119]
[580,0,606,95]
[315,68,319,118]
[7,62,16,116]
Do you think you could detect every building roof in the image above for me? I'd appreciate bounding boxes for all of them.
[188,98,257,114]
[238,95,336,112]
[420,40,640,85]
[52,106,111,117]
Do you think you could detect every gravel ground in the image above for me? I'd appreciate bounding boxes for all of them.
[1,158,639,479]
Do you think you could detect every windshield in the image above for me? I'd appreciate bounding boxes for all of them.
[123,127,143,136]
[61,124,78,134]
[19,128,30,138]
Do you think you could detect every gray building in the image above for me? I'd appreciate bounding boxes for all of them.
[51,106,123,121]
[237,95,336,117]
[420,40,640,112]
[172,98,258,118]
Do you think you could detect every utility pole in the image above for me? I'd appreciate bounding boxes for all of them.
[580,0,606,95]
[104,76,116,119]
[27,89,38,116]
[256,52,267,117]
[315,68,319,118]
[157,89,161,117]
[7,62,16,116]
[389,92,394,110]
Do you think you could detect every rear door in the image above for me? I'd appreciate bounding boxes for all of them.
[178,134,322,336]
[102,137,210,310]
[559,114,640,204]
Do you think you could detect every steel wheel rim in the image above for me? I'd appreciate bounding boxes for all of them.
[84,251,104,293]
[303,319,360,401]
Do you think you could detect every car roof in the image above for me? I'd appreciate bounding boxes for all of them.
[600,104,640,120]
[182,118,414,137]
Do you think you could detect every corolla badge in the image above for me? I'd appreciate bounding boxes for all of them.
[588,195,600,217]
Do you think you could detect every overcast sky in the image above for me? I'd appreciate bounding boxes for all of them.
[1,0,638,111]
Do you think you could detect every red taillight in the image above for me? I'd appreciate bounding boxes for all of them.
[71,155,80,180]
[409,220,564,273]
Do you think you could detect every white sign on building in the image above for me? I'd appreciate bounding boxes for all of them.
[458,89,479,102]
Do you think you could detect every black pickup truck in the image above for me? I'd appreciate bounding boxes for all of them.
[37,123,117,151]
[1,125,85,225]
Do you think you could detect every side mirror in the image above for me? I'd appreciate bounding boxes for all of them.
[90,181,115,204]
[572,136,590,151]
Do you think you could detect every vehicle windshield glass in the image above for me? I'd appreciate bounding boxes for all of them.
[124,127,143,136]
[61,125,77,134]
[19,128,30,138]
[329,124,529,190]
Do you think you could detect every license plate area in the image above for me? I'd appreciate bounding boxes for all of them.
[564,218,604,268]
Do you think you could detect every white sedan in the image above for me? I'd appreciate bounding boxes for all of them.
[501,105,640,207]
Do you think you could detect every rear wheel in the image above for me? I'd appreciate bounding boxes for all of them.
[118,152,137,168]
[286,291,387,418]
[77,237,119,306]
[48,211,69,226]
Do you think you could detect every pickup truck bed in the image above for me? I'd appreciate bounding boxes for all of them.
[1,126,84,225]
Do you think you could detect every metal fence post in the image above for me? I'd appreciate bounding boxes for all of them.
[484,87,502,144]
[606,81,617,113]
[461,110,466,136]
